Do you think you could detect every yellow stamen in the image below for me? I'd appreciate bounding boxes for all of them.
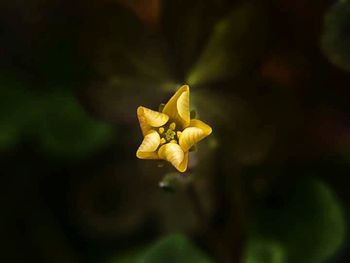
[158,127,164,134]
[165,129,175,141]
[160,138,166,145]
[169,122,176,130]
[176,131,182,139]
[170,139,177,143]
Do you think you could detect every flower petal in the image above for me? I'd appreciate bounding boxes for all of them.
[136,151,159,159]
[137,106,169,136]
[178,151,189,172]
[179,119,212,151]
[189,119,212,135]
[162,85,190,128]
[158,143,185,172]
[136,130,160,159]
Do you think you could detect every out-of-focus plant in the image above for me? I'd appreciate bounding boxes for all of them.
[0,73,32,149]
[109,234,212,263]
[0,72,114,159]
[321,0,350,72]
[141,234,212,263]
[187,1,267,86]
[244,178,346,263]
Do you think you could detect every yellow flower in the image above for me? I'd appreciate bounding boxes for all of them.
[136,85,212,172]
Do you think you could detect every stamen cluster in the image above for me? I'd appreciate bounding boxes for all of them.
[158,122,182,145]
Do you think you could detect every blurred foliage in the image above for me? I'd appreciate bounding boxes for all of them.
[321,0,350,72]
[140,234,212,263]
[187,1,267,86]
[0,72,114,158]
[161,0,233,79]
[37,90,114,159]
[244,238,285,263]
[248,178,346,263]
[109,234,212,263]
[0,74,31,149]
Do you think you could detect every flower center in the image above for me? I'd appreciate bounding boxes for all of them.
[158,122,182,144]
[165,128,176,141]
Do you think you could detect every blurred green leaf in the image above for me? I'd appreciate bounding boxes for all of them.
[162,0,232,79]
[0,72,113,158]
[187,1,268,86]
[140,234,212,263]
[252,179,346,263]
[244,238,285,263]
[0,74,36,149]
[38,90,114,158]
[321,0,350,72]
[0,124,20,150]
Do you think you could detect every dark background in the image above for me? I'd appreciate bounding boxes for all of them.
[0,0,349,262]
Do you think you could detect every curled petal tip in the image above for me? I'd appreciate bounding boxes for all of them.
[207,126,213,135]
[181,84,189,91]
[177,90,190,126]
[179,120,212,152]
[137,106,143,114]
[137,106,169,135]
[178,152,189,173]
[162,85,191,128]
[158,143,186,172]
[136,130,160,160]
